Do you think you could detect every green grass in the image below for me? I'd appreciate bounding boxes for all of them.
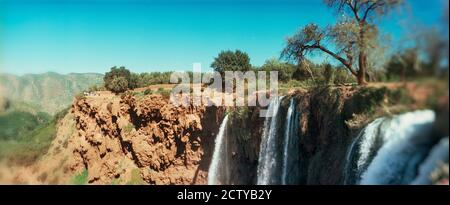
[155,88,171,99]
[126,168,146,185]
[0,119,57,165]
[122,123,135,134]
[0,107,68,166]
[0,110,51,140]
[0,101,52,141]
[71,169,89,185]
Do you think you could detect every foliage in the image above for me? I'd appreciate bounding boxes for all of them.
[0,118,57,165]
[156,88,171,99]
[0,107,68,165]
[136,72,173,87]
[281,0,403,84]
[129,73,140,89]
[103,66,175,93]
[104,66,133,93]
[0,110,51,141]
[108,76,129,93]
[284,62,355,86]
[144,89,153,95]
[385,48,420,81]
[211,50,252,76]
[259,58,296,82]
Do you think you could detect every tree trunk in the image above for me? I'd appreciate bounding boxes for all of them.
[357,23,368,86]
[357,52,368,85]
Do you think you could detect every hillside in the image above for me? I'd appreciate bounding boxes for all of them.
[0,72,103,115]
[1,82,446,185]
[0,101,52,140]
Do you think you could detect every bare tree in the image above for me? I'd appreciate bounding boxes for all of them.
[282,0,402,85]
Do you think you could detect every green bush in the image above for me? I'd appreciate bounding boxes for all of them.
[259,58,296,82]
[157,88,171,99]
[144,89,153,95]
[108,76,129,93]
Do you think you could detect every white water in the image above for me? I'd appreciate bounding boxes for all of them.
[257,96,284,185]
[208,114,229,185]
[344,118,385,184]
[411,137,449,185]
[359,110,436,185]
[281,98,298,185]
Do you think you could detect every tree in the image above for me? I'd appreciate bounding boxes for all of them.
[260,58,296,82]
[129,73,140,89]
[281,0,402,85]
[211,50,252,76]
[108,76,129,93]
[292,59,316,81]
[386,48,420,82]
[104,66,132,93]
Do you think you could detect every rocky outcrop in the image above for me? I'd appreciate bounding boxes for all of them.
[33,84,446,185]
[70,94,224,184]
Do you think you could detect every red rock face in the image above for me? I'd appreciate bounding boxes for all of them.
[71,94,223,184]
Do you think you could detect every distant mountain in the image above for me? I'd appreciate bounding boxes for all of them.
[0,72,103,115]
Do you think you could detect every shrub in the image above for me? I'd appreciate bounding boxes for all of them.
[157,88,171,99]
[144,89,153,95]
[260,58,296,82]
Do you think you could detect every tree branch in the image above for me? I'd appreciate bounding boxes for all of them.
[362,2,382,21]
[317,45,357,75]
[346,0,361,22]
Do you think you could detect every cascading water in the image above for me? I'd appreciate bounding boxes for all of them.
[281,98,299,185]
[257,96,284,185]
[208,114,229,185]
[345,110,438,185]
[344,118,385,185]
[411,137,449,185]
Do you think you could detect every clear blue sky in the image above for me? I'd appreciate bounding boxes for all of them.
[0,0,447,74]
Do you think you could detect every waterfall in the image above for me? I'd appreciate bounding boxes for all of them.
[411,137,449,185]
[257,96,284,185]
[344,118,386,185]
[281,98,299,185]
[345,110,438,185]
[359,110,436,185]
[208,114,229,185]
